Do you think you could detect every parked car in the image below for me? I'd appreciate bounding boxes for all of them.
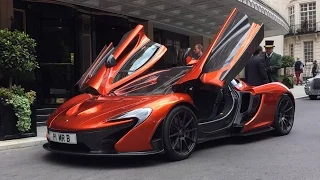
[43,8,295,161]
[305,72,320,100]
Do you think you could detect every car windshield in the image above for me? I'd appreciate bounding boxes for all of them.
[113,42,160,83]
[113,66,191,96]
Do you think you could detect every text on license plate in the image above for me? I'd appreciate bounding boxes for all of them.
[48,131,77,144]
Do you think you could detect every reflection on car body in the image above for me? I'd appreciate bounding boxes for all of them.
[43,8,295,161]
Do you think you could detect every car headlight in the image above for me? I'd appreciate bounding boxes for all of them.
[108,108,152,127]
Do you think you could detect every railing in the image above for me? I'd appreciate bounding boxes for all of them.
[287,22,320,35]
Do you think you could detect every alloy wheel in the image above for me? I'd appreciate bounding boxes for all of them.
[276,96,294,134]
[168,111,197,156]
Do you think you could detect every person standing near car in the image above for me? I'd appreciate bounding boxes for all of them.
[192,44,203,60]
[312,60,318,77]
[244,46,269,86]
[263,40,282,82]
[294,57,304,85]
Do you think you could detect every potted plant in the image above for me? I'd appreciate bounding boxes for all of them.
[281,74,294,89]
[281,55,295,89]
[0,29,39,140]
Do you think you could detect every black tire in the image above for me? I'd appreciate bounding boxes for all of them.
[273,95,295,136]
[162,106,198,161]
[309,95,317,100]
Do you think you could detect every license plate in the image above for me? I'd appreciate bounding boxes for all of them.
[48,131,77,144]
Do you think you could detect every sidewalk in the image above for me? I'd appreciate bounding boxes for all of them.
[290,84,307,99]
[0,126,47,151]
[0,85,307,151]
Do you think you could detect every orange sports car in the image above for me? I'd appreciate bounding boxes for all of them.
[43,8,295,161]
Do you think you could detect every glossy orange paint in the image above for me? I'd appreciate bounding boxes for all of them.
[242,82,292,132]
[185,56,198,66]
[80,25,167,95]
[175,8,237,85]
[45,9,294,156]
[47,93,93,128]
[114,93,194,153]
[47,95,163,131]
[47,91,194,152]
[77,43,113,91]
[200,23,262,87]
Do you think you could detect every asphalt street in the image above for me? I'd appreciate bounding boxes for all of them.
[0,97,319,180]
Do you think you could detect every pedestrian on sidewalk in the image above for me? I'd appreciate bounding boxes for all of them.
[294,57,304,85]
[244,46,269,86]
[312,60,318,77]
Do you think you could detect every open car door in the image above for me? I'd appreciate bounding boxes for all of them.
[175,8,264,88]
[76,25,167,95]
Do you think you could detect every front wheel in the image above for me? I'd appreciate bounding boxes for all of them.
[273,95,295,136]
[162,106,198,161]
[309,95,318,100]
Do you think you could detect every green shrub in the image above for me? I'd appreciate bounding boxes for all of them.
[0,29,38,133]
[0,85,36,132]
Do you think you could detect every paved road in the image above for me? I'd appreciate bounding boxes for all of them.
[0,98,319,180]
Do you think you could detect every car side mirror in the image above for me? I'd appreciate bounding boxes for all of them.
[105,55,117,68]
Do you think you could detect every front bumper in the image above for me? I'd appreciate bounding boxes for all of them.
[43,143,163,156]
[44,121,164,156]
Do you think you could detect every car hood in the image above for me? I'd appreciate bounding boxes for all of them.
[48,95,160,131]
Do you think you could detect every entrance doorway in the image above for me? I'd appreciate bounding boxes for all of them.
[25,2,77,107]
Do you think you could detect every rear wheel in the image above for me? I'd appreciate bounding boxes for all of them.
[309,95,318,100]
[162,106,198,161]
[273,95,295,135]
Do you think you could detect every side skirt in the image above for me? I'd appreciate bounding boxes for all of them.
[197,129,232,144]
[236,127,275,137]
[196,126,275,144]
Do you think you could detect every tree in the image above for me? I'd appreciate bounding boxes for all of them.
[281,55,295,88]
[0,29,38,89]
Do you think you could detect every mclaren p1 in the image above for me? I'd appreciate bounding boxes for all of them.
[43,8,295,161]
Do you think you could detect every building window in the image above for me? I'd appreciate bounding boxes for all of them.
[303,41,313,63]
[289,44,294,57]
[300,2,316,31]
[288,6,295,26]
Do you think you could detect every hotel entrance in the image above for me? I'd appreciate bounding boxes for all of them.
[11,0,141,124]
[17,1,78,107]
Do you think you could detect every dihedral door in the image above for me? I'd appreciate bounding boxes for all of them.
[77,25,167,95]
[175,8,264,88]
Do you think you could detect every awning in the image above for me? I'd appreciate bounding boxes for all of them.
[57,0,289,37]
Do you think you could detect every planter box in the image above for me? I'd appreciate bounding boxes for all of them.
[0,102,37,141]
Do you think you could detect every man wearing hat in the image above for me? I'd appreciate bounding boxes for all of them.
[264,40,282,82]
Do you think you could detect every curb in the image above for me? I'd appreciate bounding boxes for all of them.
[0,137,46,151]
[295,95,308,99]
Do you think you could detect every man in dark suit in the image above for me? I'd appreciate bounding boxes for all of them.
[245,46,269,86]
[263,40,282,82]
